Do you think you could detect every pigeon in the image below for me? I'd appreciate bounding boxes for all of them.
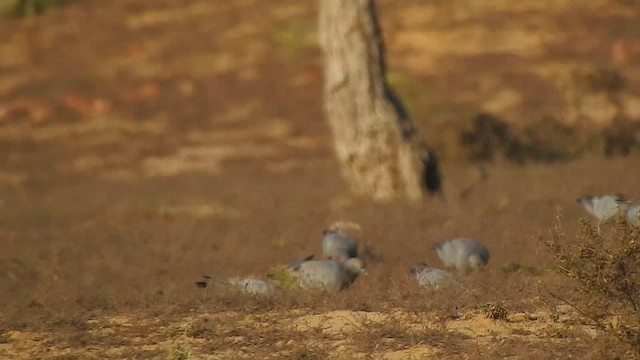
[195,275,277,295]
[227,277,278,295]
[287,256,367,291]
[410,262,458,290]
[626,204,640,227]
[577,195,629,232]
[435,237,490,273]
[322,229,359,262]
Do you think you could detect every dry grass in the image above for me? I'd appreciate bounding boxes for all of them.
[0,159,638,358]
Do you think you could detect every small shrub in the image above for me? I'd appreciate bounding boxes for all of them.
[481,303,508,321]
[539,210,640,356]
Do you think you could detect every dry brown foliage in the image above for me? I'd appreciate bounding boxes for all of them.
[540,211,640,357]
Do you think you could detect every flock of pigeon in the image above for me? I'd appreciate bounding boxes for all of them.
[195,221,491,295]
[195,195,640,295]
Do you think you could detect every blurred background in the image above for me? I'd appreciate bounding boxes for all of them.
[1,0,640,186]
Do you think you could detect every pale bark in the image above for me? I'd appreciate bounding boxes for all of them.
[319,0,431,201]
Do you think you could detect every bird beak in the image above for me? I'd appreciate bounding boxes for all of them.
[360,268,368,276]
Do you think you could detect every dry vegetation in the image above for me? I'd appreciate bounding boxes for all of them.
[541,213,640,357]
[1,0,640,358]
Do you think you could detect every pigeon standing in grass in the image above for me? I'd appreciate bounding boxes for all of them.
[626,204,640,227]
[435,237,490,273]
[226,277,278,295]
[195,275,277,295]
[410,262,458,291]
[286,256,367,291]
[576,194,629,233]
[322,229,359,262]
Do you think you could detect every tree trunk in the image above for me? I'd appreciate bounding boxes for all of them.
[319,0,431,201]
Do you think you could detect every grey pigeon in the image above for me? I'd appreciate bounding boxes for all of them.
[410,262,458,290]
[287,257,367,291]
[435,237,490,273]
[195,275,277,295]
[227,277,278,295]
[626,204,640,227]
[322,229,359,262]
[577,194,629,232]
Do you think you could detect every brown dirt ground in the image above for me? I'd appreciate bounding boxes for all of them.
[1,0,640,359]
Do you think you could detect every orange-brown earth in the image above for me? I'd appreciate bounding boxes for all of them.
[1,0,640,358]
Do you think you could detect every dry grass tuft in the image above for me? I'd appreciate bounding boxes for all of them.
[165,337,194,360]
